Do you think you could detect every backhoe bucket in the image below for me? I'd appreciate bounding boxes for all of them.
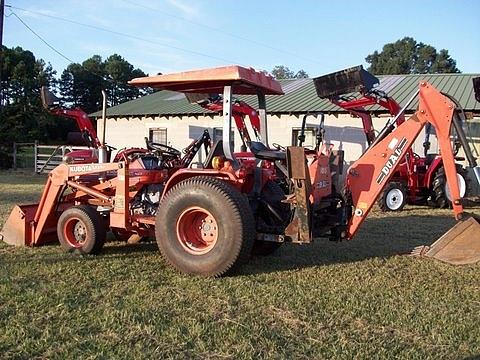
[411,216,480,265]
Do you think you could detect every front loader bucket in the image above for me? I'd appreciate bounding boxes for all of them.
[0,204,38,246]
[313,65,379,98]
[0,203,60,247]
[411,216,480,265]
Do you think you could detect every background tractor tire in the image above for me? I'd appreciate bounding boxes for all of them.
[155,176,255,277]
[432,165,469,208]
[378,181,407,212]
[252,181,290,256]
[57,205,106,254]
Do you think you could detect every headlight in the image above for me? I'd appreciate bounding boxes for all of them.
[211,156,225,170]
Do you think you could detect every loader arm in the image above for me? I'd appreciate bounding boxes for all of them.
[331,94,404,146]
[345,82,467,239]
[41,86,101,149]
[49,107,101,148]
[200,99,262,145]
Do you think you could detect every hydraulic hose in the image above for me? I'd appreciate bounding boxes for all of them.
[442,92,480,185]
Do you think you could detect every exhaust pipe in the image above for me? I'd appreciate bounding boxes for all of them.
[98,90,108,163]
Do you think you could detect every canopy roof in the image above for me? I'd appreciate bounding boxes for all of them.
[128,65,284,95]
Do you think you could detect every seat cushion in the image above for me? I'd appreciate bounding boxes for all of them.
[249,141,286,161]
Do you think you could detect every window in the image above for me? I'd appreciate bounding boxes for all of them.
[149,128,167,144]
[213,127,235,147]
[292,127,316,147]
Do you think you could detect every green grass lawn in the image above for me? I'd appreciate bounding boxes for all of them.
[0,171,479,359]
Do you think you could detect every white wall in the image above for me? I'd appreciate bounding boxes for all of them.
[99,112,436,167]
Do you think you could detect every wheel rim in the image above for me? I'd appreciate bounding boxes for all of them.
[176,206,219,255]
[386,188,404,210]
[63,217,88,248]
[445,173,467,201]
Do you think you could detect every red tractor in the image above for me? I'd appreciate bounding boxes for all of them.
[40,86,149,164]
[2,65,480,277]
[314,66,469,211]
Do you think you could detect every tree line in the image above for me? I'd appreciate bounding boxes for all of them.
[270,37,459,79]
[0,37,460,168]
[0,47,151,166]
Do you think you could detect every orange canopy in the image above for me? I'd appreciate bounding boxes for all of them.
[128,65,284,95]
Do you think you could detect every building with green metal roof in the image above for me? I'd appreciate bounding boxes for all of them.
[94,73,480,181]
[93,73,480,118]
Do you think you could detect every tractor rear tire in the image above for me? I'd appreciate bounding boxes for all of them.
[57,205,106,254]
[252,181,290,256]
[432,165,469,208]
[378,181,407,212]
[155,177,255,277]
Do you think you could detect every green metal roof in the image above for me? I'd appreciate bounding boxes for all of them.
[92,73,480,117]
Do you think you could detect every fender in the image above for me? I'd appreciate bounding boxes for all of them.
[160,168,240,200]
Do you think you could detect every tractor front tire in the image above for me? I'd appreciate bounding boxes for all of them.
[378,181,407,212]
[432,165,469,208]
[57,205,106,254]
[155,177,255,277]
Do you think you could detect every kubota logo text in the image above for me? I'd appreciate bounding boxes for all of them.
[376,137,407,184]
[70,164,106,173]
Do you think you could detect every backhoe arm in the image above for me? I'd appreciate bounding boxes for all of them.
[345,82,463,239]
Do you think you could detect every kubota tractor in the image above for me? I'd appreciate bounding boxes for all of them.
[314,66,469,211]
[1,65,480,277]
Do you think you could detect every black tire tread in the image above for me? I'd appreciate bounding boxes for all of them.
[57,205,106,254]
[432,164,469,209]
[156,176,255,277]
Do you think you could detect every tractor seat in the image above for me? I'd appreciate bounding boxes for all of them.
[249,141,286,161]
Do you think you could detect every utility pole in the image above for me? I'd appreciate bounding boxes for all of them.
[0,0,4,108]
[0,0,4,47]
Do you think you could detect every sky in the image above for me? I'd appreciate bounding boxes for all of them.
[4,0,480,78]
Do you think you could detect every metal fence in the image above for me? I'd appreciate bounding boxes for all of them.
[12,142,36,170]
[12,142,89,173]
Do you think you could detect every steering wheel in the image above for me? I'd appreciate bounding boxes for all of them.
[145,138,181,158]
[272,143,286,151]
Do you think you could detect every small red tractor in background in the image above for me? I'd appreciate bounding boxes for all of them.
[41,87,213,170]
[314,66,469,211]
[2,65,480,277]
[41,86,101,163]
[40,86,149,164]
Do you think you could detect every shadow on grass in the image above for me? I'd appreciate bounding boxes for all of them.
[94,214,461,275]
[0,241,160,267]
[101,241,158,256]
[1,214,470,275]
[238,214,460,276]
